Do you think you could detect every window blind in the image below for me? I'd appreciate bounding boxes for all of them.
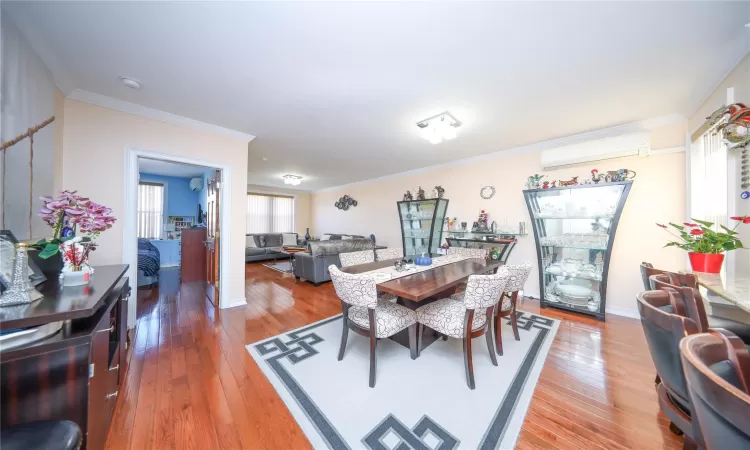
[690,127,727,230]
[247,194,295,234]
[138,182,164,239]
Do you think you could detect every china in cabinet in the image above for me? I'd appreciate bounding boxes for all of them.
[397,198,449,257]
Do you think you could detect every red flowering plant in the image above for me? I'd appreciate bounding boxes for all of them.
[656,218,746,254]
[30,190,116,259]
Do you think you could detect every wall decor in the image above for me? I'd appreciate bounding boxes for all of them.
[480,186,495,199]
[742,191,750,200]
[604,169,636,183]
[335,195,358,211]
[707,103,750,149]
[558,176,579,187]
[524,174,545,189]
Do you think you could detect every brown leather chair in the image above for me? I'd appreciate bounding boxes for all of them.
[680,331,750,450]
[637,290,703,448]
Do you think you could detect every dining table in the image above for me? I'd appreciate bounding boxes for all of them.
[341,255,505,353]
[690,270,750,315]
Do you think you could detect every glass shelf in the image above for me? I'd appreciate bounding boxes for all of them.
[544,271,602,282]
[535,215,614,220]
[541,244,607,251]
[398,198,449,257]
[442,229,520,235]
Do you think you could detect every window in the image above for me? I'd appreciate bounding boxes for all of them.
[138,182,165,239]
[690,127,728,230]
[246,194,294,234]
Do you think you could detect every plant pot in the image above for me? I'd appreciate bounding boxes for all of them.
[28,249,63,278]
[688,252,725,273]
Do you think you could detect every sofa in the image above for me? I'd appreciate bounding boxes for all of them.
[294,238,375,286]
[245,233,300,263]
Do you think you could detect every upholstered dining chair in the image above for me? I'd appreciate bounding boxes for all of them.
[329,265,418,387]
[375,247,404,261]
[637,289,703,446]
[681,331,750,450]
[416,268,511,389]
[494,262,532,355]
[339,249,375,267]
[447,246,488,259]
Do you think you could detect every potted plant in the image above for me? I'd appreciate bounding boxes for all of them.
[30,190,116,277]
[657,218,748,273]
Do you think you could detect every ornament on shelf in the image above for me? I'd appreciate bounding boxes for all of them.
[550,181,557,188]
[416,187,426,200]
[558,176,579,187]
[403,190,413,201]
[525,174,545,189]
[591,169,602,184]
[0,243,42,306]
[542,181,550,189]
[432,185,445,198]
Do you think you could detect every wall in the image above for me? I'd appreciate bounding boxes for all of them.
[247,183,312,234]
[61,99,249,313]
[1,12,57,240]
[312,124,687,317]
[139,173,201,220]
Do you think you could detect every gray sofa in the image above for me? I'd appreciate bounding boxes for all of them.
[245,233,299,263]
[294,238,375,286]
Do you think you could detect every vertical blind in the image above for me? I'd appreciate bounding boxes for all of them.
[246,194,295,234]
[138,182,164,239]
[690,127,727,229]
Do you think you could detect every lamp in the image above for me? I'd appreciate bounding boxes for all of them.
[417,111,462,144]
[283,174,303,186]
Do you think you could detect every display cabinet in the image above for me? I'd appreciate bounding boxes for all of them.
[523,181,632,321]
[397,198,449,257]
[443,231,519,263]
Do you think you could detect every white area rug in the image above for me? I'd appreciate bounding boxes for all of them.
[247,310,559,450]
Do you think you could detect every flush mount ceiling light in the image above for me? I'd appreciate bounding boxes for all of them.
[283,174,303,186]
[416,111,462,144]
[119,76,141,90]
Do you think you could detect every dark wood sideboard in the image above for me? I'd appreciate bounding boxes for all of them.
[0,264,130,450]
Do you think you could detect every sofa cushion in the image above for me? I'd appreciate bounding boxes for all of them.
[246,235,257,248]
[265,234,283,247]
[282,233,297,246]
[257,235,266,247]
[246,248,266,257]
[309,238,375,257]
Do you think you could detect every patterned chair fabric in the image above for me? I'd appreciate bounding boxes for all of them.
[339,250,375,268]
[447,247,488,259]
[375,247,404,261]
[328,265,378,308]
[417,269,511,338]
[503,261,533,293]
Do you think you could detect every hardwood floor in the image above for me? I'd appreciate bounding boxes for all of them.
[105,263,683,449]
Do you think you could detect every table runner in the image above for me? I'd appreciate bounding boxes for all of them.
[359,254,474,284]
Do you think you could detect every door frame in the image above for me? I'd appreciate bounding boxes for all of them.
[123,146,233,323]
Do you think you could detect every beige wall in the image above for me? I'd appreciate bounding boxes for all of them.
[61,99,249,311]
[247,184,312,234]
[312,125,687,316]
[53,88,65,192]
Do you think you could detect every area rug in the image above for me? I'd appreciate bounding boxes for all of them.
[247,310,559,449]
[263,261,293,273]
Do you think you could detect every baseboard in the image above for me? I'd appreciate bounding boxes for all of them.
[226,297,247,309]
[605,306,640,319]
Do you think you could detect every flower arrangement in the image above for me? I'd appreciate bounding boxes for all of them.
[656,218,745,254]
[31,190,116,262]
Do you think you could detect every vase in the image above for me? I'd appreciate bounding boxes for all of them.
[688,252,725,273]
[305,228,311,241]
[28,249,63,278]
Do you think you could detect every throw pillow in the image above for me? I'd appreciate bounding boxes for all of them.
[282,233,297,246]
[321,235,331,241]
[257,235,266,247]
[342,235,352,240]
[246,235,257,248]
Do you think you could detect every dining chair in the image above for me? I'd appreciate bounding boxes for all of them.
[339,249,375,267]
[680,331,750,450]
[494,262,532,355]
[447,246,488,259]
[416,268,511,389]
[375,247,404,261]
[637,289,703,447]
[329,265,418,388]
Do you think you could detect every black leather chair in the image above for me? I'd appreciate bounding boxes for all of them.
[640,263,750,343]
[637,290,703,449]
[1,420,82,450]
[681,331,750,450]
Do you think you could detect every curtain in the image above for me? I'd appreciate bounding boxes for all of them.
[690,126,727,230]
[247,194,294,233]
[138,183,164,239]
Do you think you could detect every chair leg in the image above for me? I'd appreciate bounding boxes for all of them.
[669,422,684,436]
[408,324,418,360]
[510,291,520,341]
[495,313,504,356]
[368,309,377,388]
[442,334,448,341]
[417,323,423,355]
[463,310,476,389]
[337,319,349,361]
[485,325,498,366]
[655,373,661,385]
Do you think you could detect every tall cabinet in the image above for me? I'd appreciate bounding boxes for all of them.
[523,182,632,321]
[397,198,449,257]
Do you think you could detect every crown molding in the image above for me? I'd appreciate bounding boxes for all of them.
[67,89,256,142]
[314,113,686,194]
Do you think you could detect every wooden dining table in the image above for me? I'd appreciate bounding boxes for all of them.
[341,256,505,352]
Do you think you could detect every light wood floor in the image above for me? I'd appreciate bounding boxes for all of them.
[105,263,684,450]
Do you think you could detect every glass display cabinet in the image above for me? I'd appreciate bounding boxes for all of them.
[397,198,449,257]
[443,231,519,263]
[523,181,632,321]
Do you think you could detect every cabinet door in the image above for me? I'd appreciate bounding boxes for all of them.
[87,310,117,450]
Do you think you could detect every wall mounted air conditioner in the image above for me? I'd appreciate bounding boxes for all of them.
[540,132,651,170]
[189,178,203,191]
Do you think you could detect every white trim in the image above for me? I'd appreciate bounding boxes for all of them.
[124,146,238,327]
[314,114,686,193]
[605,306,640,320]
[228,297,248,308]
[649,146,685,156]
[69,89,256,142]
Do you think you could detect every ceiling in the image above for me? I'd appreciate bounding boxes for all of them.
[6,2,750,191]
[138,158,213,179]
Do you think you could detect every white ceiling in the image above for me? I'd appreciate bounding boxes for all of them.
[6,2,750,191]
[138,158,213,179]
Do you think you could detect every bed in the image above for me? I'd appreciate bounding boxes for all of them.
[137,238,161,287]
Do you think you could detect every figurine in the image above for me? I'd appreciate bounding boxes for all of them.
[542,181,550,189]
[434,185,445,198]
[708,103,750,148]
[605,169,636,182]
[525,174,545,189]
[551,181,557,188]
[591,169,602,184]
[580,178,592,185]
[558,176,579,187]
[416,186,426,200]
[403,190,413,201]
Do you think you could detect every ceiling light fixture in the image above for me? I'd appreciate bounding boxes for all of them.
[416,111,462,145]
[283,174,303,186]
[119,76,141,90]
[261,156,269,161]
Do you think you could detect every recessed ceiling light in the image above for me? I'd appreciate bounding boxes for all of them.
[262,156,269,161]
[119,76,141,90]
[283,174,303,186]
[416,111,462,145]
